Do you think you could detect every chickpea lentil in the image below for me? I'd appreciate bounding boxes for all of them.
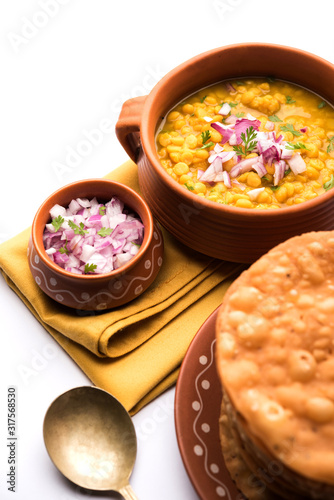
[158,133,171,147]
[179,174,191,185]
[207,193,219,202]
[180,151,193,165]
[195,149,210,160]
[169,152,180,163]
[167,111,180,121]
[185,135,198,149]
[174,119,186,130]
[306,166,320,180]
[171,136,184,146]
[247,172,262,188]
[173,162,189,176]
[182,104,194,115]
[193,182,207,194]
[275,186,289,204]
[235,198,253,208]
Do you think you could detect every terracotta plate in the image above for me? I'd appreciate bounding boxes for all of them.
[175,308,242,500]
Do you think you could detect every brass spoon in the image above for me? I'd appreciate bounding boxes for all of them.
[43,386,138,500]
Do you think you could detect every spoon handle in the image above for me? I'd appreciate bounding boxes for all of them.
[119,483,138,500]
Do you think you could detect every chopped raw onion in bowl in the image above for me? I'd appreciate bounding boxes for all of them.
[43,196,144,275]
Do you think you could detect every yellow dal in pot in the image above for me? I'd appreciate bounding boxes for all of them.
[156,78,334,209]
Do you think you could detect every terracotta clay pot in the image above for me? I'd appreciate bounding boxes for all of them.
[116,43,334,263]
[28,179,164,310]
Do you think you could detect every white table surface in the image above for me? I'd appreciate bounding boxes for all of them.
[0,1,333,498]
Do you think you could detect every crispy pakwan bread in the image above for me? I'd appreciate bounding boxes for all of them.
[216,231,334,496]
[219,394,282,500]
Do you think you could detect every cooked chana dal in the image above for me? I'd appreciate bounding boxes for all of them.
[156,78,334,209]
[216,231,334,484]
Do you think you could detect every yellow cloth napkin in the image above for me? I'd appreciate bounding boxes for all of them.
[0,161,244,414]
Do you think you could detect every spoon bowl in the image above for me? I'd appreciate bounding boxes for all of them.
[43,386,138,499]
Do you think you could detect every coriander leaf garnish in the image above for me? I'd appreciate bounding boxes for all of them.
[268,115,282,122]
[280,123,302,137]
[197,141,214,150]
[284,168,292,177]
[201,130,211,144]
[318,101,327,109]
[200,95,207,103]
[323,174,334,191]
[198,130,213,149]
[285,96,296,104]
[51,215,64,232]
[235,112,245,118]
[327,136,334,154]
[285,142,310,151]
[270,186,281,191]
[228,102,238,108]
[84,263,97,274]
[68,220,88,236]
[233,126,257,156]
[97,227,113,237]
[59,240,69,255]
[99,206,106,215]
[184,182,194,191]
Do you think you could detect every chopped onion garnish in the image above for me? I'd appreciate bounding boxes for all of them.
[234,118,261,144]
[246,113,259,121]
[43,196,144,275]
[213,143,224,154]
[50,204,66,219]
[219,102,232,116]
[248,187,265,201]
[199,156,223,182]
[262,144,280,166]
[225,114,238,125]
[265,121,275,131]
[252,161,267,178]
[273,160,286,186]
[225,82,236,93]
[211,122,234,144]
[229,156,259,178]
[228,133,238,146]
[281,147,293,160]
[223,170,232,188]
[195,113,311,201]
[287,152,307,175]
[231,180,246,190]
[208,149,235,165]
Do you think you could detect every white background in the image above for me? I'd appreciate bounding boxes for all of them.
[0,1,333,499]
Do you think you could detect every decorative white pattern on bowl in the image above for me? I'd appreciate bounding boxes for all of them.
[175,308,245,500]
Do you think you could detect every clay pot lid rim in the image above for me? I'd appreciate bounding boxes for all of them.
[138,42,334,217]
[31,178,155,280]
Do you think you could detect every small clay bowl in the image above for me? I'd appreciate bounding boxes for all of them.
[116,43,334,263]
[28,179,164,310]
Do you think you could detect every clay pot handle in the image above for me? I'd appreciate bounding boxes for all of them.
[115,95,147,163]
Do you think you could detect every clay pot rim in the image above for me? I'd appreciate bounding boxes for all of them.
[139,42,334,218]
[31,178,154,280]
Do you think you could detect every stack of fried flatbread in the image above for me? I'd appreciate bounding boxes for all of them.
[216,231,334,499]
